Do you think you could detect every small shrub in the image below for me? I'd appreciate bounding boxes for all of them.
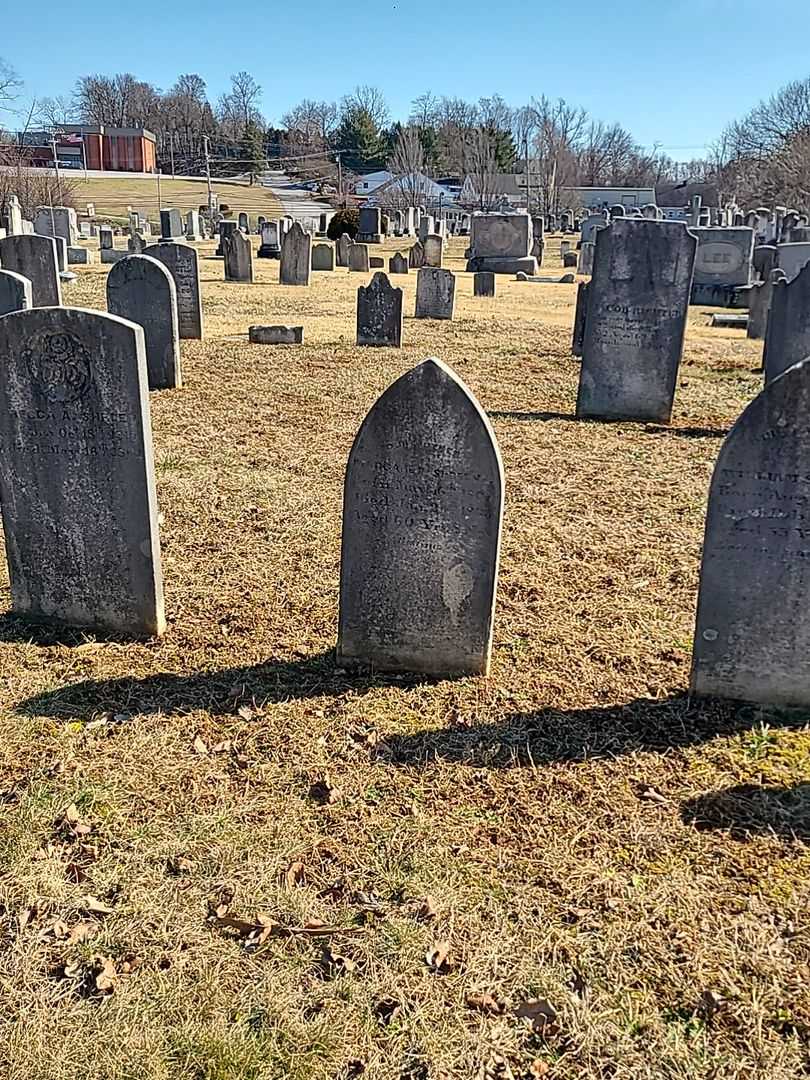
[327,209,359,241]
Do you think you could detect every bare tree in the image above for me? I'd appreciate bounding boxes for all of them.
[218,71,263,139]
[341,85,389,130]
[0,58,22,114]
[464,127,501,210]
[36,95,75,128]
[385,125,427,207]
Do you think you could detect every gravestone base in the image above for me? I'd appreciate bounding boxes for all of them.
[249,325,303,344]
[466,255,537,275]
[257,244,281,258]
[356,232,382,244]
[690,282,750,307]
[369,257,384,268]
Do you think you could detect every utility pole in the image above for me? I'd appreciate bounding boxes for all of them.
[156,169,162,216]
[336,151,344,208]
[50,132,62,205]
[169,130,175,178]
[203,134,213,208]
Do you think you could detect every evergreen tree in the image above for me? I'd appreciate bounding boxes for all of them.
[334,106,385,172]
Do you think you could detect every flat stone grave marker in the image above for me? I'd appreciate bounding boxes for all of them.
[389,252,409,274]
[576,219,696,423]
[143,242,203,340]
[356,272,403,347]
[0,307,165,637]
[474,272,495,297]
[106,254,181,390]
[415,267,456,320]
[763,263,810,383]
[249,325,303,344]
[311,242,335,271]
[337,357,504,676]
[691,356,810,705]
[0,234,61,307]
[0,268,32,316]
[223,229,254,283]
[280,222,311,286]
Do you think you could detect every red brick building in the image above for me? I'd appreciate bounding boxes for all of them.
[60,125,157,173]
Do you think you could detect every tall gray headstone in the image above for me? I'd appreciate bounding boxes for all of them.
[348,243,370,272]
[160,208,183,240]
[258,220,281,258]
[337,358,504,676]
[747,249,778,341]
[0,233,62,307]
[691,357,810,705]
[576,219,696,423]
[0,307,165,637]
[143,242,203,340]
[280,222,311,286]
[223,229,254,283]
[0,268,32,316]
[415,267,456,320]
[408,240,425,269]
[424,234,443,268]
[356,272,403,347]
[357,207,382,243]
[762,263,810,383]
[336,232,352,267]
[106,254,181,390]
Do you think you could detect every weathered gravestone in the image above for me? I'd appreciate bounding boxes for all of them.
[747,248,778,341]
[143,242,203,340]
[466,212,536,275]
[336,232,352,267]
[348,243,370,272]
[415,267,456,320]
[160,208,183,240]
[223,229,254,283]
[576,219,696,422]
[424,234,443,268]
[357,207,382,243]
[389,252,409,274]
[0,307,165,636]
[572,280,590,357]
[185,210,201,241]
[258,220,282,258]
[34,206,78,246]
[356,272,403,347]
[474,272,496,297]
[762,263,810,383]
[369,256,385,269]
[280,222,311,286]
[753,244,777,280]
[690,227,754,305]
[0,268,32,316]
[578,241,596,275]
[216,219,238,256]
[337,358,504,676]
[691,357,810,705]
[311,242,335,271]
[776,242,810,280]
[249,325,304,344]
[408,240,425,269]
[128,231,146,254]
[106,254,181,390]
[563,251,578,268]
[0,233,62,307]
[238,212,249,232]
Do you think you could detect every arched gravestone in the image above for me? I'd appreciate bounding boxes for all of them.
[763,263,810,383]
[337,358,503,676]
[279,222,311,286]
[0,307,165,637]
[0,268,32,316]
[143,242,203,340]
[356,272,402,347]
[576,219,696,423]
[691,357,810,705]
[0,233,61,307]
[106,254,181,390]
[223,229,254,283]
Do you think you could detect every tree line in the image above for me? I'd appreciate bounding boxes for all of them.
[1,59,810,213]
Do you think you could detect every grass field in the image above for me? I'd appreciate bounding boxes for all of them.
[0,235,808,1080]
[66,175,284,222]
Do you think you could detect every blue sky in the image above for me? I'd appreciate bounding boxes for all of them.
[3,0,810,156]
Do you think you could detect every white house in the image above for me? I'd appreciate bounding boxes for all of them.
[353,170,394,196]
[367,172,457,208]
[564,186,656,209]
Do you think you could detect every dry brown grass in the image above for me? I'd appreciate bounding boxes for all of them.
[70,175,284,222]
[0,235,808,1080]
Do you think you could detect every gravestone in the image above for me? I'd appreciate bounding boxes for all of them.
[753,244,777,279]
[415,267,456,320]
[128,231,146,254]
[563,251,578,268]
[106,254,181,390]
[572,281,590,357]
[67,247,91,265]
[0,269,32,316]
[238,212,249,232]
[3,194,23,235]
[466,212,536,275]
[216,219,238,256]
[408,240,425,269]
[578,241,596,275]
[424,234,443,268]
[389,252,409,274]
[223,229,254,283]
[777,242,810,280]
[258,220,281,258]
[357,207,382,243]
[763,263,810,383]
[160,208,183,240]
[474,272,495,297]
[336,232,352,267]
[311,242,335,271]
[691,357,810,705]
[348,243,370,272]
[337,358,503,676]
[691,227,754,304]
[143,242,203,340]
[0,234,61,307]
[580,213,607,243]
[747,248,778,340]
[279,222,311,286]
[0,307,165,637]
[418,216,434,242]
[356,271,403,347]
[576,219,696,423]
[249,325,304,344]
[185,210,201,241]
[34,206,78,246]
[369,256,384,268]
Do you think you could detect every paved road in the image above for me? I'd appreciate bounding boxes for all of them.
[260,171,333,224]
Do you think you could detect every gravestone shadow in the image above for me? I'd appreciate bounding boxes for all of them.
[681,783,810,842]
[378,695,809,768]
[0,612,143,647]
[488,411,728,438]
[14,649,441,721]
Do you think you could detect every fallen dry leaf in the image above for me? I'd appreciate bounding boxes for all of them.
[528,1060,550,1078]
[192,734,208,755]
[168,854,194,876]
[93,956,117,993]
[67,920,99,945]
[636,785,669,805]
[237,705,254,721]
[309,775,343,805]
[466,991,506,1015]
[210,739,232,753]
[515,998,559,1035]
[57,803,93,838]
[320,943,357,978]
[425,939,454,973]
[81,895,115,916]
[415,894,438,922]
[283,860,306,888]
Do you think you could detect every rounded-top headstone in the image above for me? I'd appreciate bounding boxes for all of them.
[107,254,181,390]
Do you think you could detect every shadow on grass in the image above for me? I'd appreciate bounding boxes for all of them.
[378,694,809,767]
[0,612,148,648]
[682,783,810,841]
[14,649,439,721]
[488,412,728,438]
